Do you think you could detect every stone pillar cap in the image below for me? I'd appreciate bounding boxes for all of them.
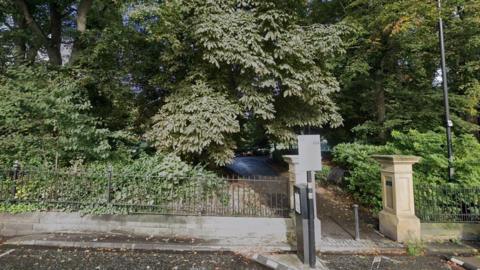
[371,155,421,164]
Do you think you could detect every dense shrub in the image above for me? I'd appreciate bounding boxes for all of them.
[315,165,331,185]
[333,129,480,211]
[332,143,393,210]
[0,66,134,167]
[0,153,226,214]
[0,67,101,165]
[85,154,225,209]
[389,130,480,185]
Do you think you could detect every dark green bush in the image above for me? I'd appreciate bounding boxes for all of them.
[0,153,226,214]
[333,129,480,212]
[0,66,136,167]
[332,143,392,210]
[389,130,480,186]
[315,165,331,185]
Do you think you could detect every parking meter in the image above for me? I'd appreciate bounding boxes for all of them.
[294,184,311,265]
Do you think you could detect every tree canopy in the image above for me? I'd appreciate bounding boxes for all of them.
[1,0,479,166]
[309,0,480,143]
[135,0,346,164]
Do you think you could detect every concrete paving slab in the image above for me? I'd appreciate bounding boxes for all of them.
[318,237,405,255]
[2,231,410,256]
[252,253,329,270]
[2,233,292,253]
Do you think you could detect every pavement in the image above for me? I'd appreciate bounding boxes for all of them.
[1,238,478,270]
[1,227,479,270]
[316,237,404,255]
[316,186,383,241]
[252,253,330,270]
[4,232,478,270]
[315,186,406,255]
[2,232,408,256]
[2,232,292,254]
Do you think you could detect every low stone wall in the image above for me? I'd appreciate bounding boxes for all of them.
[0,212,293,245]
[421,223,480,241]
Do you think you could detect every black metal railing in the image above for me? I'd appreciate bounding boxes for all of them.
[0,165,290,218]
[415,184,480,223]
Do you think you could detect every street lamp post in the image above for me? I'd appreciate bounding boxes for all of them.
[437,0,454,181]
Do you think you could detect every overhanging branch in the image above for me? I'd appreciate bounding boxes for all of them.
[14,0,49,45]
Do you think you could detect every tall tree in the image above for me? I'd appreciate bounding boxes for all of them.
[10,0,94,65]
[0,1,142,165]
[134,0,347,165]
[309,0,480,143]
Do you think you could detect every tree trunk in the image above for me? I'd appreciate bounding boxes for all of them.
[69,0,93,65]
[13,16,26,63]
[14,0,62,65]
[376,82,386,142]
[49,3,62,65]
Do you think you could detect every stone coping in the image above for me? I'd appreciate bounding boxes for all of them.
[371,155,421,164]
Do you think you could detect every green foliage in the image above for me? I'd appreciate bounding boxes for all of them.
[406,240,425,256]
[132,0,347,165]
[0,202,41,214]
[414,184,479,222]
[333,130,480,211]
[236,118,270,153]
[148,81,240,166]
[0,1,142,166]
[2,0,480,172]
[88,153,226,211]
[390,130,480,185]
[0,66,118,166]
[0,153,226,214]
[333,143,392,210]
[315,165,331,185]
[311,0,480,143]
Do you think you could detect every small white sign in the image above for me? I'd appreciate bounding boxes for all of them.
[298,135,322,171]
[294,193,301,214]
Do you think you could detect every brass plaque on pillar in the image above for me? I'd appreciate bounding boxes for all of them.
[385,177,393,209]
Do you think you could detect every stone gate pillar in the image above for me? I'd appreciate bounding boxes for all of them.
[283,155,306,209]
[372,155,421,242]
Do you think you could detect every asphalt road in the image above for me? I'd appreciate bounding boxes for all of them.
[226,156,278,177]
[0,247,268,270]
[319,254,452,270]
[0,245,462,270]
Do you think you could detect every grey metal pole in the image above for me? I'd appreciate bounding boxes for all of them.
[11,160,19,199]
[306,171,316,268]
[107,164,113,203]
[353,204,360,241]
[437,0,454,181]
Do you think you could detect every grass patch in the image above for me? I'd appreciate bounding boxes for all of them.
[406,240,426,256]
